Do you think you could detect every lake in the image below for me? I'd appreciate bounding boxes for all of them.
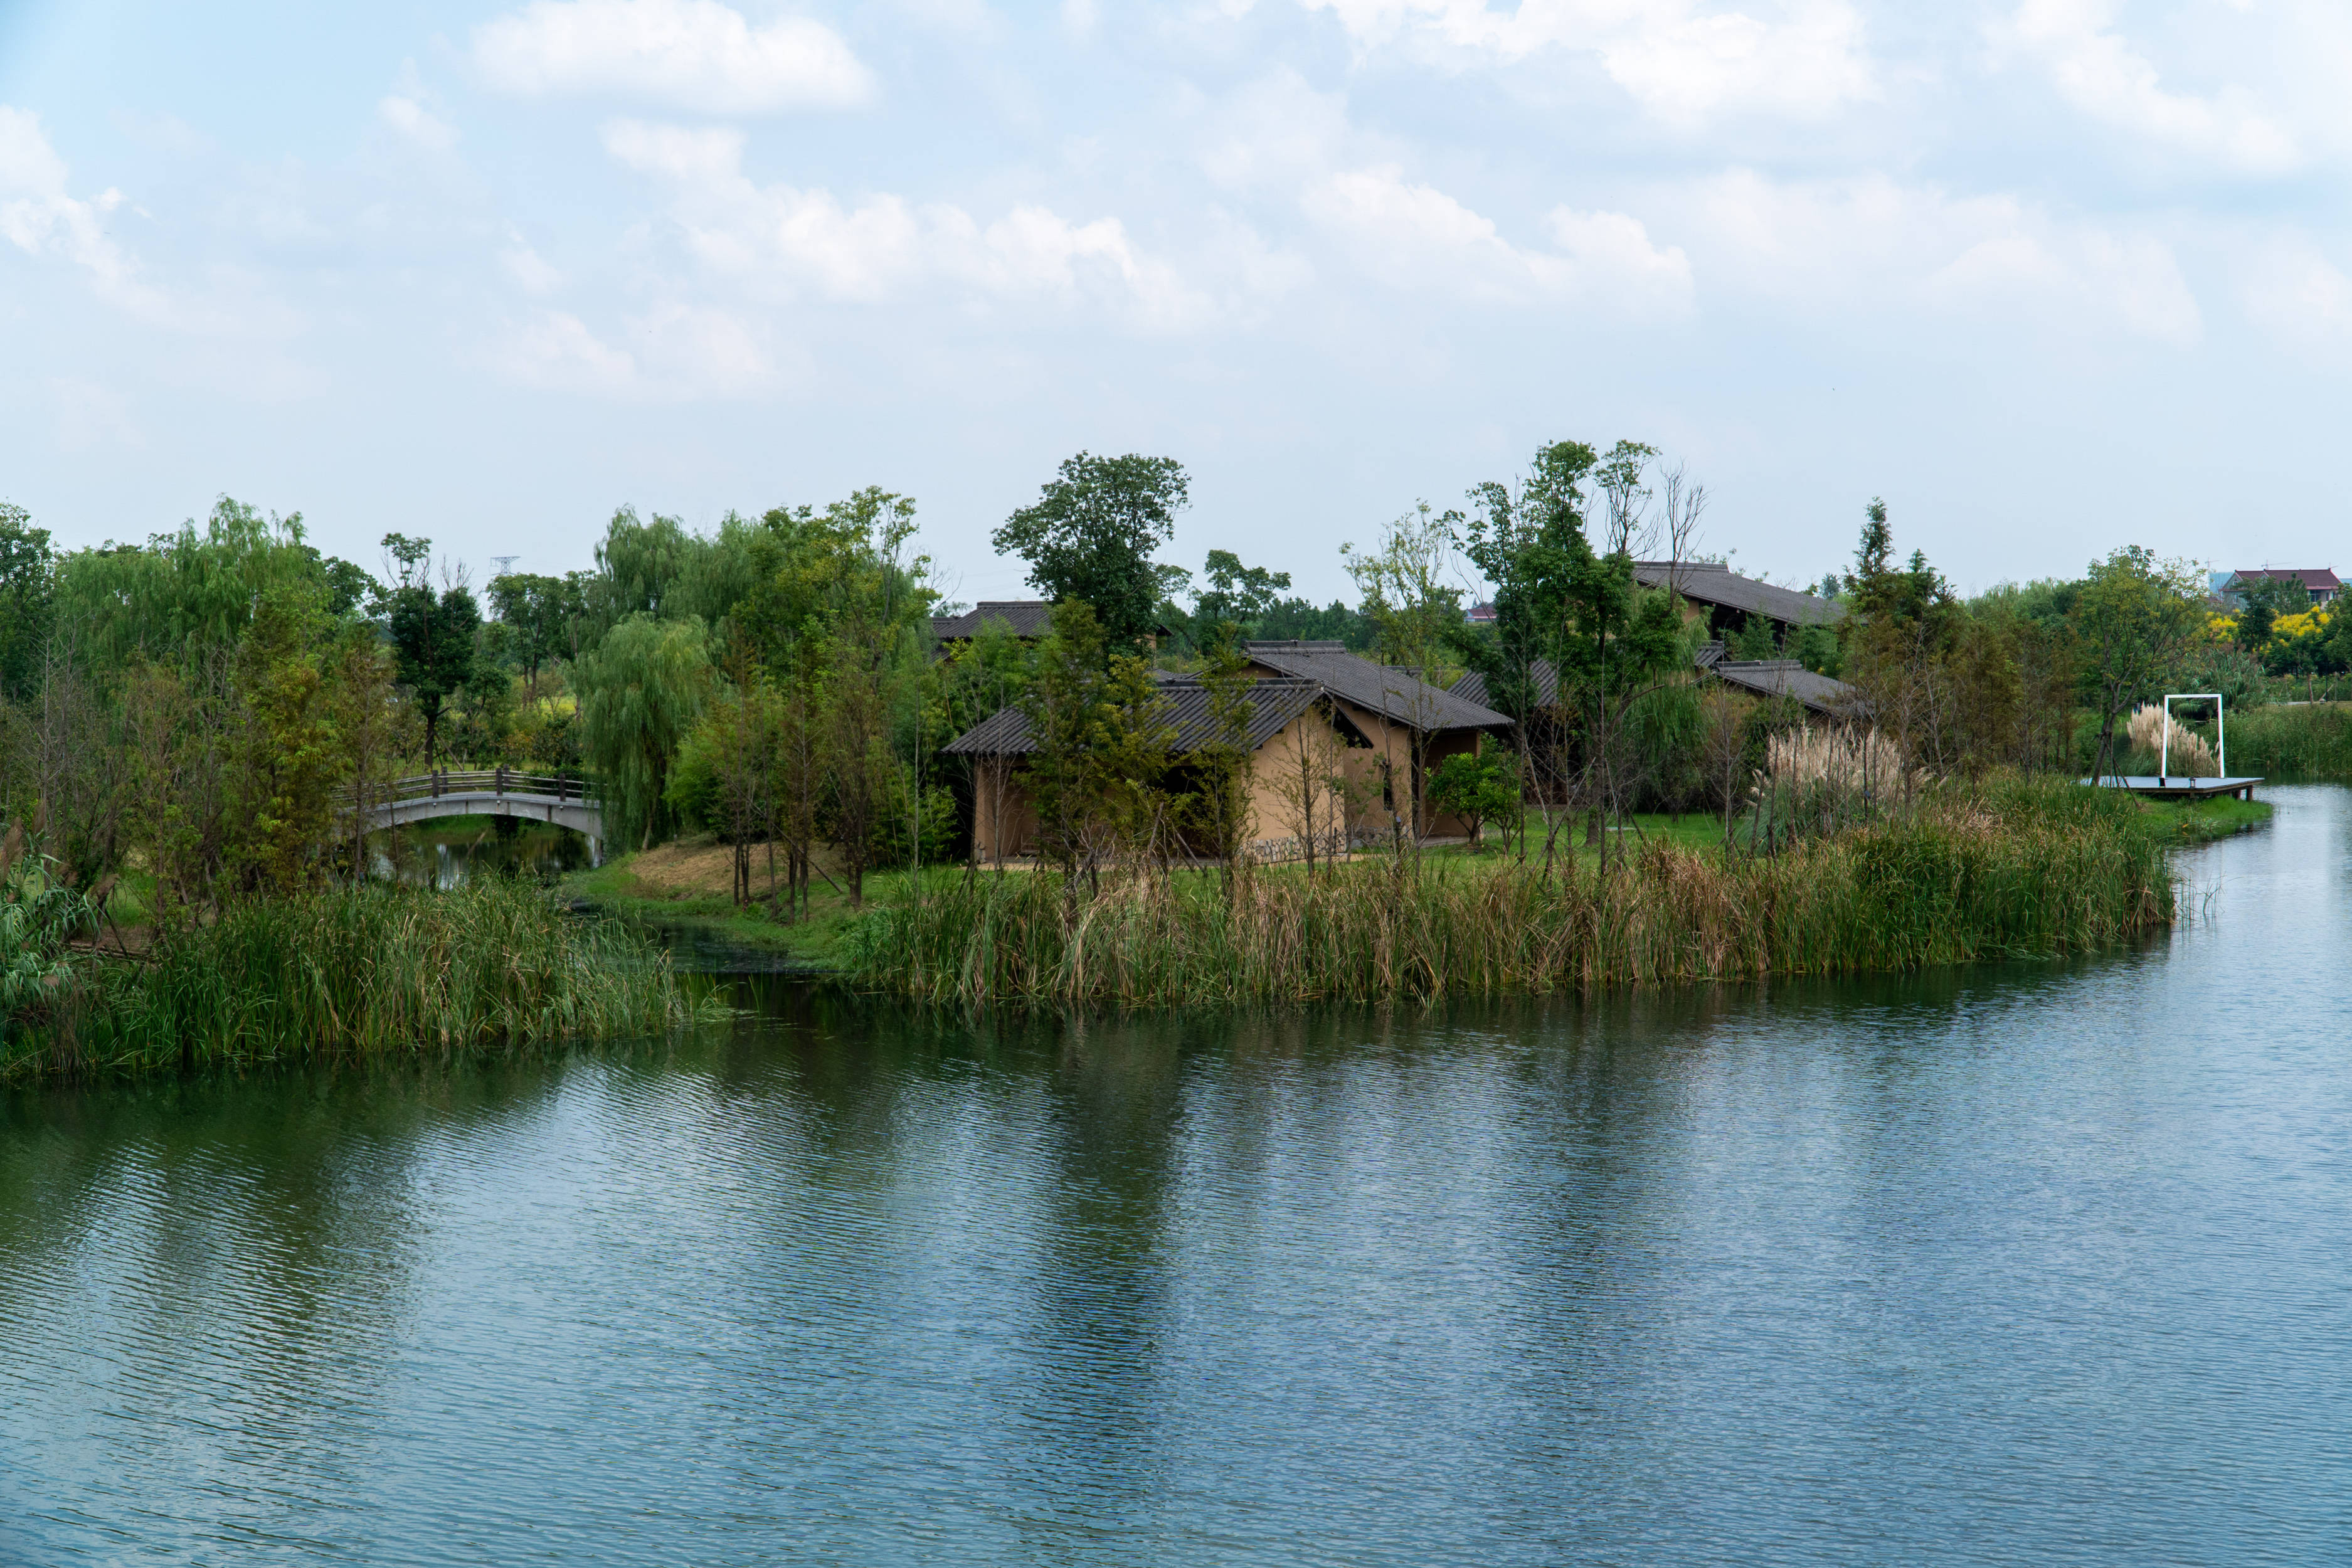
[5,787,2348,1565]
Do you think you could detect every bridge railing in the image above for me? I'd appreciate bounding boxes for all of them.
[342,769,602,809]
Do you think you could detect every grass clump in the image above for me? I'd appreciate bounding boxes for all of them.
[9,878,717,1081]
[845,775,2181,1009]
[2212,702,2352,778]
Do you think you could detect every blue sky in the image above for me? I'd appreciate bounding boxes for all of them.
[2,0,2346,605]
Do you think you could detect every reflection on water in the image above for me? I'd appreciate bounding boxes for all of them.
[3,790,2347,1564]
[372,820,594,889]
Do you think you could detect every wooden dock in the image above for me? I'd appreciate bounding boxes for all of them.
[2081,776,2262,800]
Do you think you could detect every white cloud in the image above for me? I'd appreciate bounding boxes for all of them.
[1197,69,1356,193]
[1195,74,1685,314]
[1991,0,2297,173]
[378,95,460,153]
[0,106,70,193]
[1599,0,1873,129]
[0,105,169,320]
[501,236,565,293]
[474,0,872,112]
[1303,164,1692,313]
[2241,238,2352,359]
[603,118,1214,329]
[1546,206,1697,305]
[1294,0,1876,127]
[492,309,639,393]
[489,301,775,397]
[1685,167,2202,344]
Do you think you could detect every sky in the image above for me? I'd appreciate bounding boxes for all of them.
[2,0,2347,607]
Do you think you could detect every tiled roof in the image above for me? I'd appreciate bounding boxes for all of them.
[2227,568,2341,592]
[1703,654,1862,714]
[1633,561,1845,626]
[943,677,1348,757]
[1241,641,1511,734]
[931,601,1055,640]
[1450,645,1862,718]
[1448,662,1560,712]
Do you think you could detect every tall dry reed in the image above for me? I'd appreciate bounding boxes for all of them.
[848,774,2175,1009]
[1766,725,1911,797]
[2126,704,2220,776]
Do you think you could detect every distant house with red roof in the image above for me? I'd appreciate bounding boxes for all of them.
[2218,568,2341,608]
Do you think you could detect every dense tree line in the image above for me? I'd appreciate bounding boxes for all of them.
[0,440,2262,937]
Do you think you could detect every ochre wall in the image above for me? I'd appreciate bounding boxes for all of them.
[963,704,1490,860]
[970,758,1037,864]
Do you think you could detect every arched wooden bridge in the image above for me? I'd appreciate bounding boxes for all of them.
[349,770,605,858]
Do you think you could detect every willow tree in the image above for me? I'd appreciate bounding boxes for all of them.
[575,613,710,850]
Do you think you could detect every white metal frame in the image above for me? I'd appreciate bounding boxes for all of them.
[2161,692,2225,780]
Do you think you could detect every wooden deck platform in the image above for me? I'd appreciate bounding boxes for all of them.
[2081,776,2262,800]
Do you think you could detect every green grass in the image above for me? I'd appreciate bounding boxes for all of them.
[844,773,2182,1009]
[2138,793,2272,841]
[12,879,721,1081]
[561,853,958,967]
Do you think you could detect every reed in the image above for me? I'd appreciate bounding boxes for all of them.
[846,775,2175,1008]
[2124,704,2220,776]
[2210,702,2352,779]
[9,879,716,1080]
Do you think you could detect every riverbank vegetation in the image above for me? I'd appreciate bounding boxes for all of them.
[0,432,2305,1039]
[847,776,2174,1007]
[0,502,718,1076]
[4,880,712,1083]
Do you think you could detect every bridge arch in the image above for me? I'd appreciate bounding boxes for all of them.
[351,771,605,862]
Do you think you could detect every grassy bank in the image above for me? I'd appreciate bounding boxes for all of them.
[9,879,718,1081]
[844,775,2191,1009]
[2141,793,2272,841]
[560,843,943,967]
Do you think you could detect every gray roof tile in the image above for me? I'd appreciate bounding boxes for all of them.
[1449,645,1862,718]
[1241,641,1510,733]
[943,677,1348,757]
[931,601,1056,640]
[1633,561,1845,626]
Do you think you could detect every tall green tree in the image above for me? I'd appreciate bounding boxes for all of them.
[380,534,480,766]
[226,581,340,893]
[2234,575,2307,656]
[1194,549,1292,631]
[1453,438,1687,866]
[1840,499,1963,771]
[55,498,321,672]
[1019,601,1112,884]
[0,504,54,702]
[1343,502,1468,851]
[1183,626,1259,890]
[1343,501,1466,684]
[575,613,711,850]
[486,571,578,696]
[2073,545,2206,783]
[993,452,1188,647]
[810,489,929,907]
[592,506,696,629]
